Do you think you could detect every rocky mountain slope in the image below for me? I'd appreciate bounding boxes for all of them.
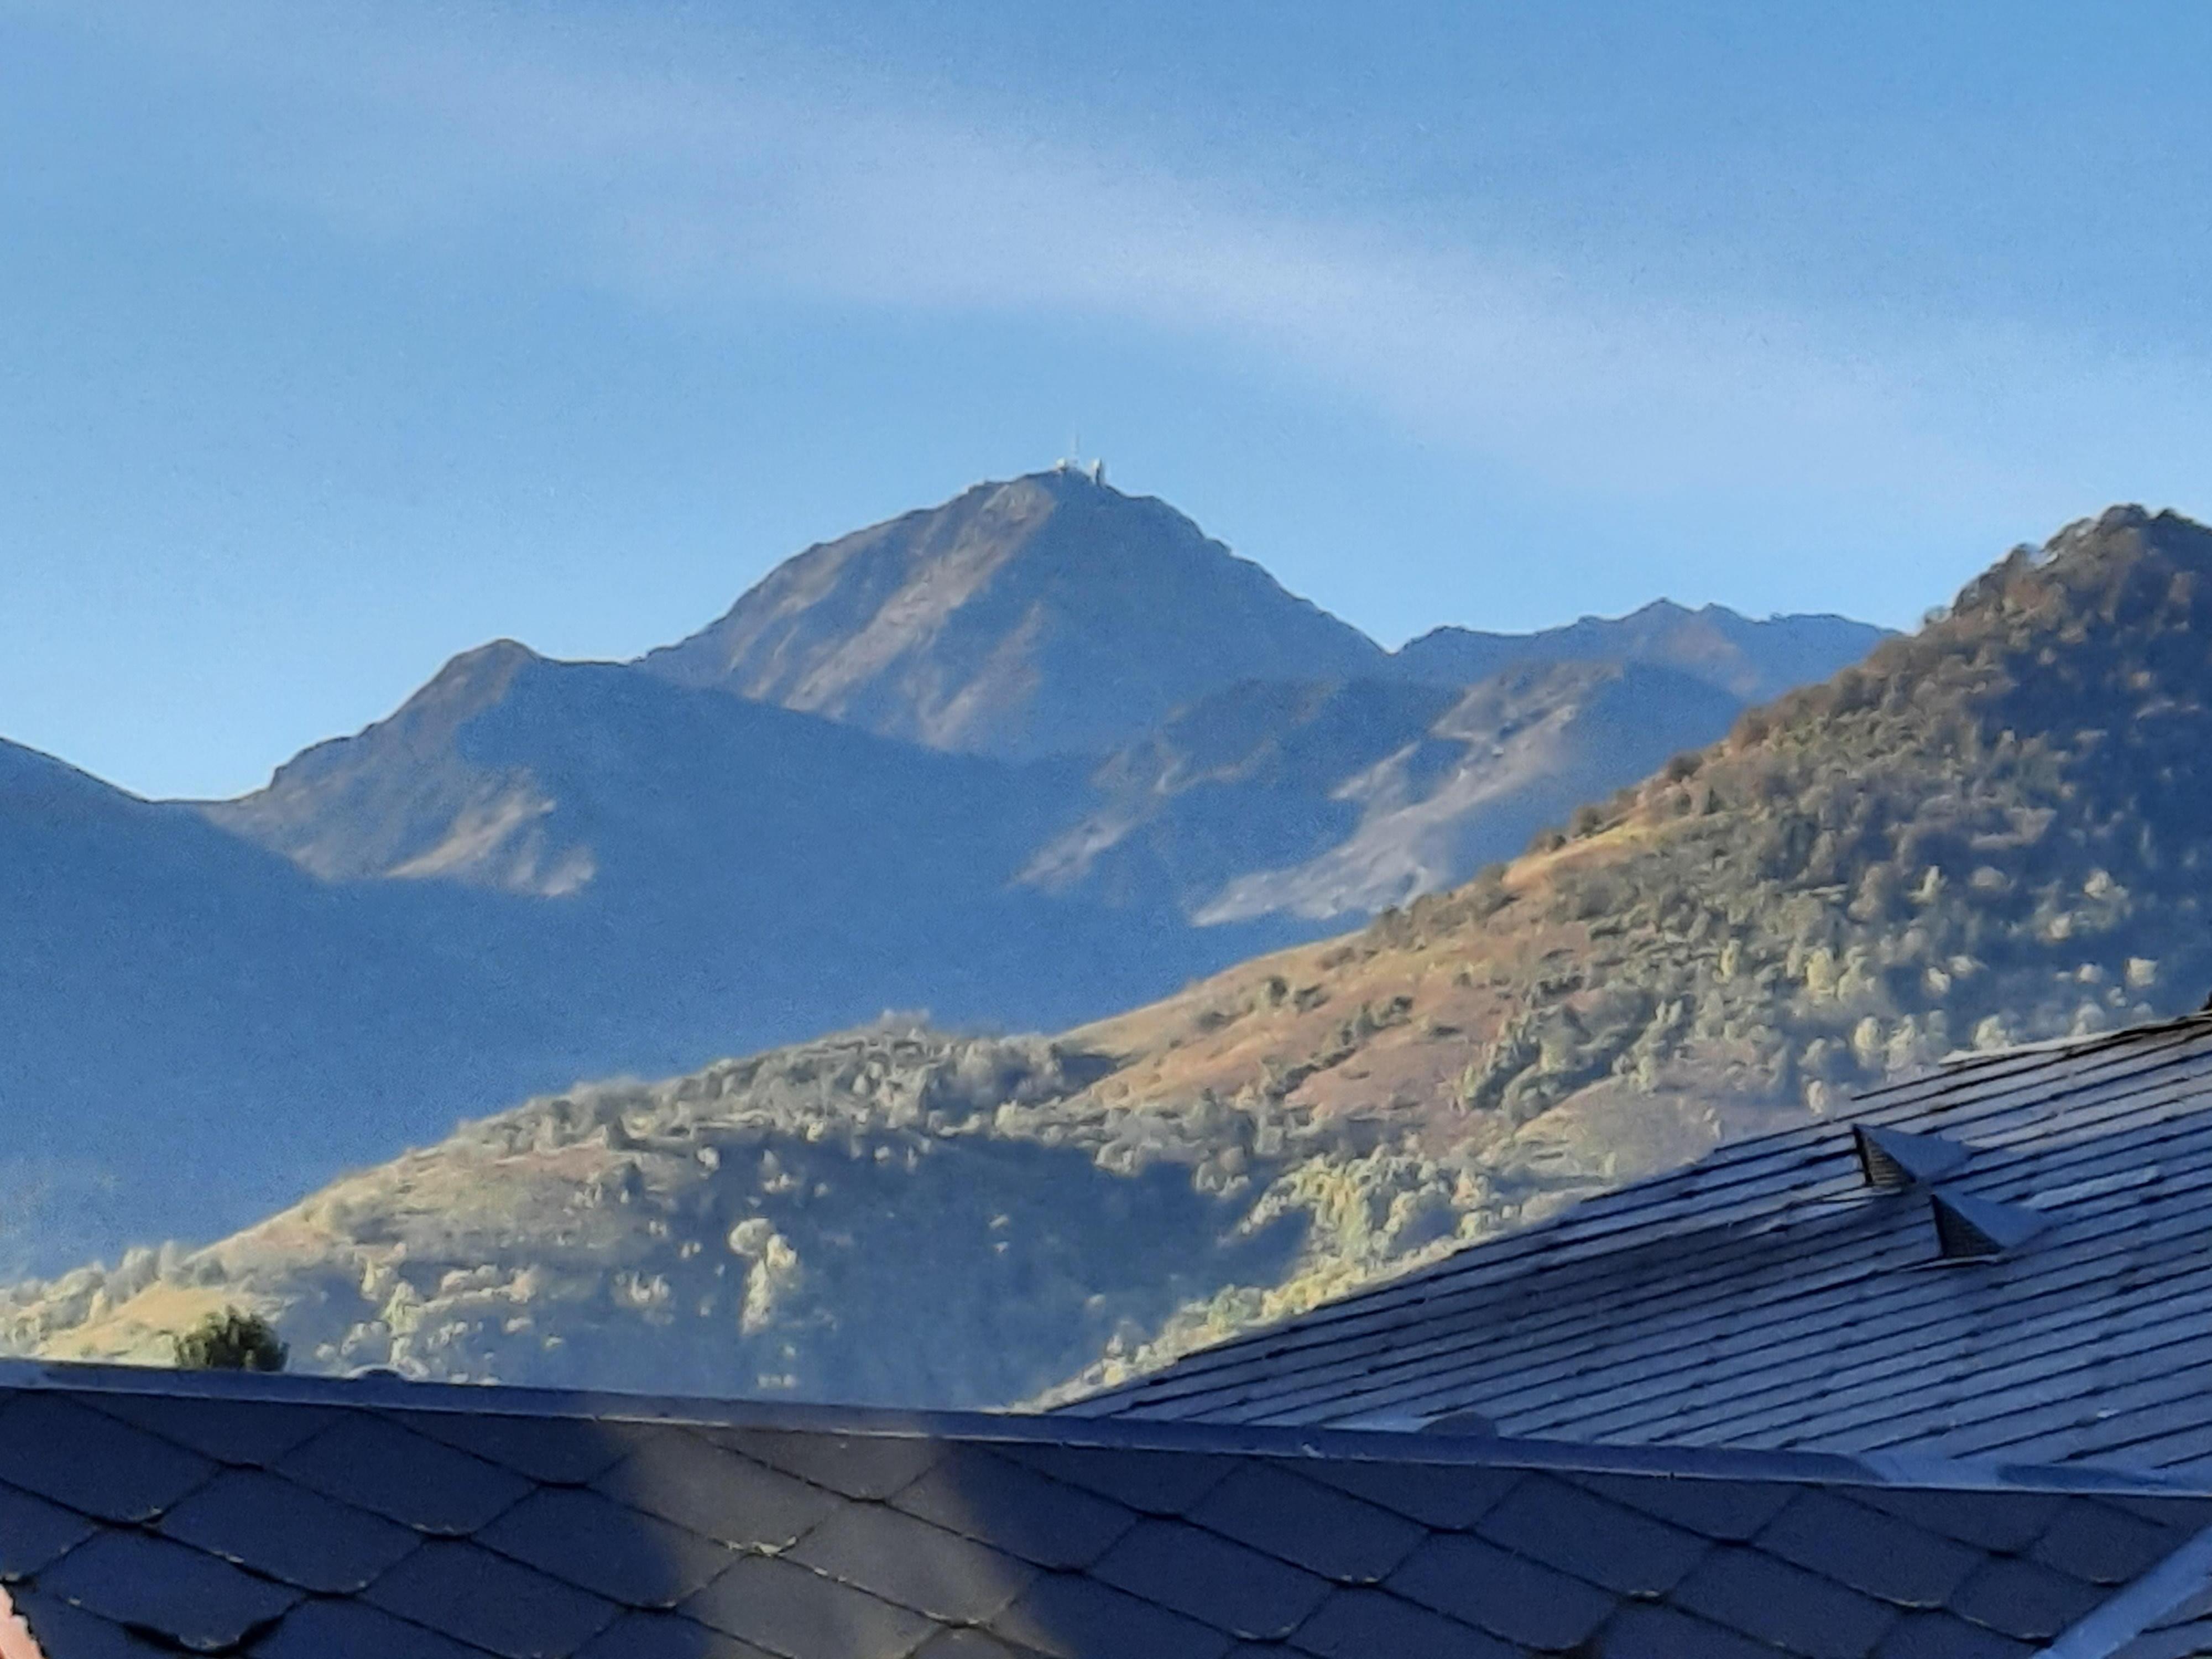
[1023,661,1741,923]
[15,505,2203,1407]
[641,468,1385,760]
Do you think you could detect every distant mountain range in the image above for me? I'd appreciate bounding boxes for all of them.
[1391,598,1890,705]
[641,469,1880,757]
[19,504,2209,1408]
[1,468,1882,1274]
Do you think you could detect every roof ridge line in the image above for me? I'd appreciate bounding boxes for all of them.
[12,1360,2211,1498]
[2038,1517,2212,1658]
[1859,1015,2212,1101]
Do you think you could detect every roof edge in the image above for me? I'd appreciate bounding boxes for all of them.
[1869,1008,2212,1091]
[2039,1520,2212,1659]
[7,1358,2207,1499]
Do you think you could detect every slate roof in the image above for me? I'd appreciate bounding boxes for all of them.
[12,1361,2212,1658]
[1066,1011,2212,1478]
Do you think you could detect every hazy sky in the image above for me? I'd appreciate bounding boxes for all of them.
[9,2,2212,797]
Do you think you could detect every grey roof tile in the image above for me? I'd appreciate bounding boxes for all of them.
[592,1430,839,1550]
[2102,1494,2212,1530]
[2032,1496,2195,1585]
[0,1478,96,1580]
[479,1486,738,1609]
[390,1408,645,1485]
[159,1466,420,1594]
[1090,1519,1330,1641]
[0,1392,213,1522]
[1295,1457,1520,1528]
[2114,1632,2212,1659]
[1066,1016,2212,1481]
[1188,1463,1426,1584]
[0,1365,2195,1659]
[2151,1578,2212,1624]
[1286,1588,1514,1659]
[991,1571,1235,1659]
[364,1538,620,1658]
[2113,1621,2212,1659]
[86,1392,337,1467]
[1593,1600,1806,1658]
[37,1528,302,1651]
[1870,1613,2035,1659]
[249,1598,495,1659]
[1385,1531,1615,1648]
[1947,1555,2107,1641]
[707,1427,940,1500]
[278,1411,533,1535]
[787,1496,1036,1623]
[1569,1471,1797,1542]
[1474,1473,1710,1596]
[891,1444,1138,1571]
[1847,1488,2062,1554]
[9,1585,175,1657]
[573,1610,780,1659]
[683,1553,938,1659]
[2096,1420,2212,1473]
[1671,1543,1899,1657]
[1755,1489,1985,1609]
[999,1443,1234,1515]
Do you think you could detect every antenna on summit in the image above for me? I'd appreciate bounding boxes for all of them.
[1052,435,1103,486]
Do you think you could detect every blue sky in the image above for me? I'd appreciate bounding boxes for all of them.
[8,2,2212,798]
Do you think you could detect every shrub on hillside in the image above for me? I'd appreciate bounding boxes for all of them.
[173,1307,287,1372]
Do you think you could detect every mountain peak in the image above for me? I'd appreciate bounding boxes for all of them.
[1916,502,2210,651]
[375,637,547,731]
[416,637,544,707]
[641,474,1384,760]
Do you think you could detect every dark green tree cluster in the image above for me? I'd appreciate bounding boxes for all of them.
[172,1307,287,1372]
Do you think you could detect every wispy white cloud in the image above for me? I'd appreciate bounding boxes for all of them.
[46,2,2212,536]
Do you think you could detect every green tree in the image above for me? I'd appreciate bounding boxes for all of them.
[171,1307,287,1372]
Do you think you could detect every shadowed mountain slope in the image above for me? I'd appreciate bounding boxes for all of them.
[4,655,1296,1279]
[640,469,1385,760]
[20,507,2210,1406]
[202,642,1295,1061]
[0,739,589,1276]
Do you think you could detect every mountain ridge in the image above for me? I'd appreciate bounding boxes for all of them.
[1392,597,1889,703]
[12,504,2194,1407]
[3,468,1887,1280]
[641,469,1386,760]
